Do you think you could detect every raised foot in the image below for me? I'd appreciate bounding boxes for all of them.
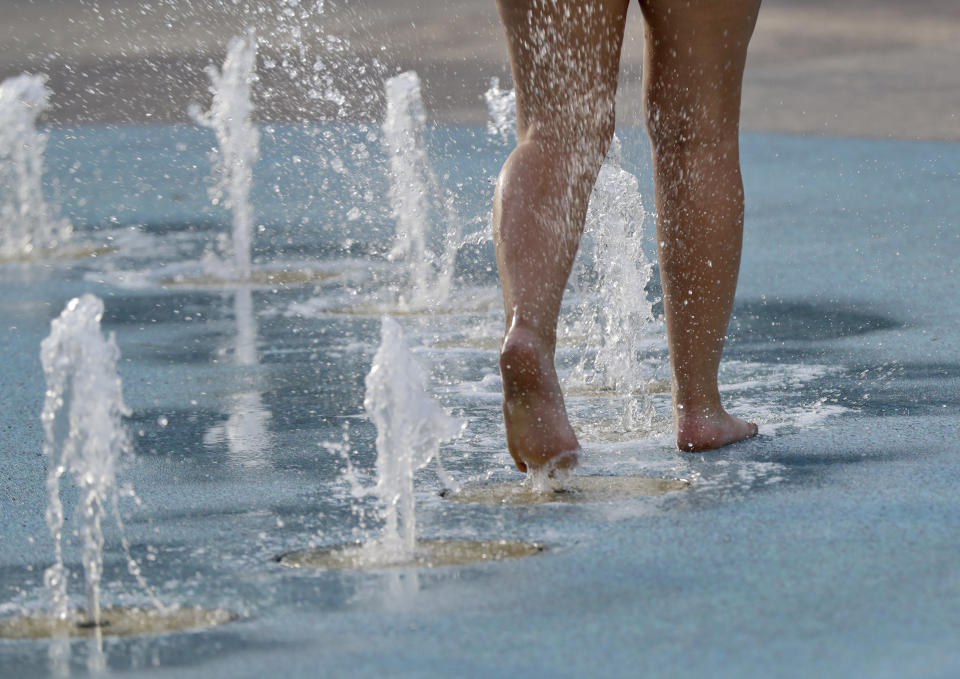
[499,324,579,474]
[676,409,758,452]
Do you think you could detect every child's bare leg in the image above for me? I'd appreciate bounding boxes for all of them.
[640,0,762,451]
[494,0,629,472]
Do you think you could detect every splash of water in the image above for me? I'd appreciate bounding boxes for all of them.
[0,74,71,258]
[40,295,130,627]
[191,30,260,281]
[484,77,517,144]
[362,316,464,561]
[482,84,657,429]
[382,71,461,310]
[577,137,657,430]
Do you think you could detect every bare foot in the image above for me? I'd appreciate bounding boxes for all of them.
[676,408,758,452]
[499,323,579,473]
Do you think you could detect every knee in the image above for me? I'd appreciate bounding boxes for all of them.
[644,91,739,164]
[588,109,617,167]
[517,103,616,181]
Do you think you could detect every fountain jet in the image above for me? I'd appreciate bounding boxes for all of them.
[40,294,130,627]
[363,316,464,561]
[578,137,657,430]
[191,30,260,281]
[0,74,71,258]
[382,71,461,310]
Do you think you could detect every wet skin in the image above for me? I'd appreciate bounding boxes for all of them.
[494,0,761,471]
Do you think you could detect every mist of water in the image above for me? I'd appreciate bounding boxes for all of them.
[190,30,260,281]
[0,74,71,258]
[382,71,461,310]
[362,316,464,561]
[40,294,130,627]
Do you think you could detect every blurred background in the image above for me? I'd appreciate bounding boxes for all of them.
[1,0,958,139]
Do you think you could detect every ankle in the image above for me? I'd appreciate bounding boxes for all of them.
[500,319,553,368]
[674,394,722,422]
[501,327,545,395]
[502,315,553,352]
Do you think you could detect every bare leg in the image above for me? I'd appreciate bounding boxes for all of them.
[639,0,762,451]
[494,0,630,472]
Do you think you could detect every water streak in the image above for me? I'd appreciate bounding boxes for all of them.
[0,74,71,257]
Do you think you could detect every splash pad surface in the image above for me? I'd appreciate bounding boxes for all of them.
[0,126,959,678]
